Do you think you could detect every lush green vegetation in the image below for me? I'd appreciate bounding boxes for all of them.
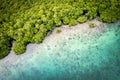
[0,0,120,59]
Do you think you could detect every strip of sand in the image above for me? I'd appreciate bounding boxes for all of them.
[0,18,105,64]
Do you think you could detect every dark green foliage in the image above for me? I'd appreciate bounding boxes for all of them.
[0,0,120,59]
[0,34,11,59]
[32,31,45,43]
[12,41,26,55]
[98,0,120,22]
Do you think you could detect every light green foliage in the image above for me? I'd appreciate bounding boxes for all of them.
[54,17,62,27]
[77,16,88,23]
[63,17,69,25]
[69,19,78,26]
[0,0,120,59]
[88,21,96,28]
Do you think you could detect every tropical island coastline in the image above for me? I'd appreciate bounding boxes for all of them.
[0,19,120,80]
[0,0,120,59]
[0,18,103,61]
[0,0,120,80]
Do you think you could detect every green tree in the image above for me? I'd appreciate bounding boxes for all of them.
[69,19,77,26]
[32,31,45,43]
[62,17,69,25]
[54,17,62,27]
[0,34,11,59]
[13,41,26,55]
[77,16,87,23]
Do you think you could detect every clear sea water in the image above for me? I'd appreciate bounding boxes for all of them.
[0,21,120,80]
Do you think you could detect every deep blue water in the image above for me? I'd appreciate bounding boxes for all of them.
[0,21,120,80]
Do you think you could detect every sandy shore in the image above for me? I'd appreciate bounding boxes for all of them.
[0,18,105,63]
[0,19,120,80]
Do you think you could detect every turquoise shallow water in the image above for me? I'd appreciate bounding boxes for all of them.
[0,21,120,80]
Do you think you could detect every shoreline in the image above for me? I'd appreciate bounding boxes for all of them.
[0,19,120,80]
[0,19,105,62]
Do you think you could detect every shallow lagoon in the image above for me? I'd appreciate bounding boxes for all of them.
[0,21,120,80]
